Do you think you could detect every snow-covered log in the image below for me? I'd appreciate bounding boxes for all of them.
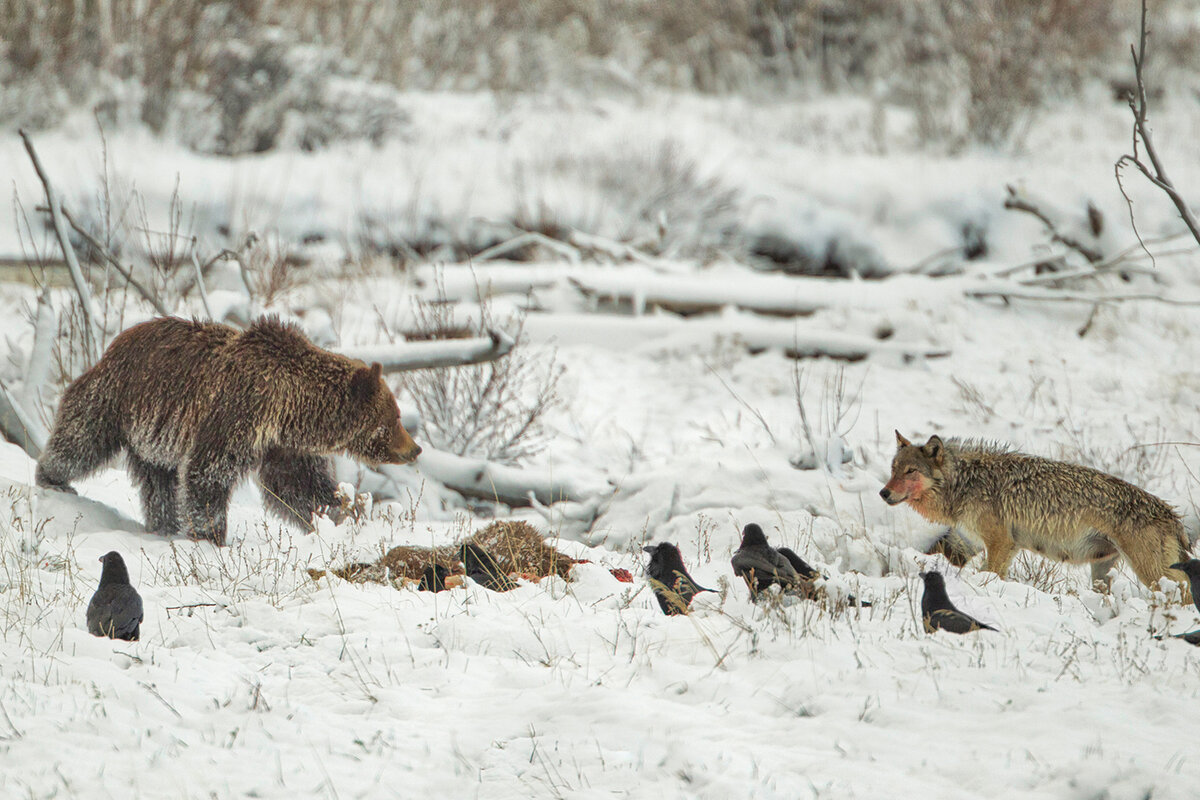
[22,287,55,408]
[341,330,515,373]
[0,382,47,458]
[401,448,596,507]
[519,311,949,361]
[415,263,954,315]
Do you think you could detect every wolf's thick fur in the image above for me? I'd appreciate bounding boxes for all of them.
[881,431,1192,601]
[36,316,422,545]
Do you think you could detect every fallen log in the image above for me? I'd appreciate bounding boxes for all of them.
[340,330,515,373]
[518,311,949,362]
[0,382,47,458]
[414,262,956,316]
[400,448,598,507]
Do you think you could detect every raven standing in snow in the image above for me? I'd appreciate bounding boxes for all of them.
[731,524,800,600]
[919,571,996,634]
[643,542,714,615]
[87,551,144,641]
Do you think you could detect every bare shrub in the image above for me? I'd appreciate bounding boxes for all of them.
[791,362,862,472]
[239,236,301,307]
[898,0,1121,149]
[134,179,197,299]
[0,1,406,153]
[401,296,563,466]
[0,0,1164,154]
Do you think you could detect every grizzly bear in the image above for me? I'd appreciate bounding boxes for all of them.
[36,316,422,545]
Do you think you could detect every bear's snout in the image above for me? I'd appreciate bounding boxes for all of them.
[398,442,422,463]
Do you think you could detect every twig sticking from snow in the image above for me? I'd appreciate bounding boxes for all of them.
[19,131,100,362]
[189,248,214,321]
[1115,0,1200,250]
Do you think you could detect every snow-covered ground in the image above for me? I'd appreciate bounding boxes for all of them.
[3,90,1200,798]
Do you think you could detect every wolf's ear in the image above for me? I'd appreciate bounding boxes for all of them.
[895,430,912,448]
[923,435,944,464]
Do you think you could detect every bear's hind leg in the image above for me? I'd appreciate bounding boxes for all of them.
[257,448,338,529]
[36,387,121,492]
[127,453,179,535]
[179,450,249,547]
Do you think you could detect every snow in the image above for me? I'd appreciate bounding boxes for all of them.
[3,89,1200,799]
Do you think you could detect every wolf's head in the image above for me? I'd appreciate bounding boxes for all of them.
[880,431,945,506]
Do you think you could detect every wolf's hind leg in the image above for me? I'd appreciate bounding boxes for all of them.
[1089,554,1118,591]
[1116,525,1181,596]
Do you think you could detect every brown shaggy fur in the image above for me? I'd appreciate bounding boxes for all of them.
[883,431,1192,602]
[467,520,577,578]
[36,316,421,545]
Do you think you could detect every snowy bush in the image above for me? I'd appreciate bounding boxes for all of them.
[3,0,1175,149]
[401,297,563,466]
[0,1,407,155]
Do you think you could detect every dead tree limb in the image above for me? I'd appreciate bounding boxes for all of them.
[475,231,582,264]
[1003,186,1103,264]
[1115,0,1200,249]
[20,130,101,362]
[49,206,172,317]
[967,286,1200,307]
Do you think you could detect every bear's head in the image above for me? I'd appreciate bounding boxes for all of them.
[346,363,422,466]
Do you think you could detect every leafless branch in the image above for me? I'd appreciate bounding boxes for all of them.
[189,249,213,321]
[1115,0,1200,249]
[19,130,100,362]
[44,205,171,317]
[968,286,1200,306]
[1003,186,1103,264]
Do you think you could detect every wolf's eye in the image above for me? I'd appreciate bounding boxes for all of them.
[904,467,917,475]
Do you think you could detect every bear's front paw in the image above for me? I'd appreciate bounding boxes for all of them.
[331,483,373,524]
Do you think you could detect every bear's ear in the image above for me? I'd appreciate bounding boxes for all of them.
[350,363,383,402]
